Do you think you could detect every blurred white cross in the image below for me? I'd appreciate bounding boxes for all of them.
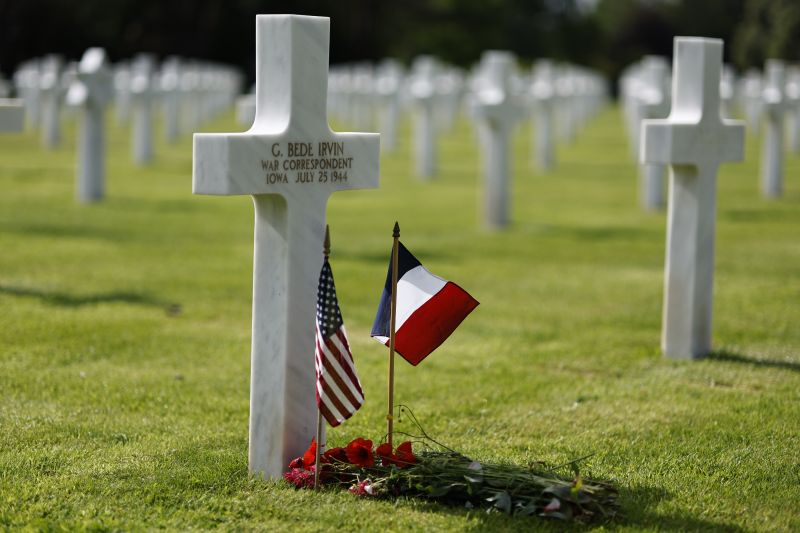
[641,37,745,359]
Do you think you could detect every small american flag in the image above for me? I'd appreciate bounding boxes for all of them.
[315,258,364,427]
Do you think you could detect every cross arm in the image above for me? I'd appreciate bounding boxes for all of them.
[641,118,744,167]
[193,130,380,196]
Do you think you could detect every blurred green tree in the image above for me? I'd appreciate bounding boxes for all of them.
[0,0,797,91]
[733,0,800,68]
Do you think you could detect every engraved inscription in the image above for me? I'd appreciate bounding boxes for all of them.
[260,141,352,185]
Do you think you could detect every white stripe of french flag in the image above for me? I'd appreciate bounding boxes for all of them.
[371,242,479,366]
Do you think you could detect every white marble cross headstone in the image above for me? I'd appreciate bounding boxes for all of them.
[636,56,670,211]
[375,59,403,153]
[114,64,132,126]
[742,69,763,135]
[641,37,745,359]
[719,64,735,119]
[351,64,376,132]
[0,74,11,98]
[760,60,788,199]
[785,66,800,154]
[160,57,182,144]
[236,93,256,127]
[408,56,439,180]
[193,15,380,479]
[530,60,556,172]
[555,66,577,144]
[180,64,202,134]
[435,67,464,133]
[13,61,41,130]
[39,55,63,149]
[0,99,25,133]
[130,55,156,165]
[470,51,524,229]
[67,48,113,203]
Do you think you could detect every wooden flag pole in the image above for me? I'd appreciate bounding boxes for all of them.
[387,221,400,447]
[314,225,331,490]
[313,402,323,490]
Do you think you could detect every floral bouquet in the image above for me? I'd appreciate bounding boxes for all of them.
[284,407,618,523]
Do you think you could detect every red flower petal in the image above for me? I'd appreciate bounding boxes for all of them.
[375,443,395,466]
[396,441,413,455]
[375,443,392,456]
[395,441,417,467]
[323,446,347,464]
[347,437,372,449]
[302,438,317,468]
[345,438,374,467]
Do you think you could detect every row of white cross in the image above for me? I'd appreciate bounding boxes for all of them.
[194,17,745,479]
[236,50,607,229]
[622,55,797,210]
[237,52,607,187]
[9,52,242,201]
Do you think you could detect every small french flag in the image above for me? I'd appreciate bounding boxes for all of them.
[370,242,479,366]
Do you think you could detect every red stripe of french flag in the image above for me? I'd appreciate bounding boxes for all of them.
[372,261,479,366]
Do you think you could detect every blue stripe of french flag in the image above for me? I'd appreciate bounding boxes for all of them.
[370,242,479,366]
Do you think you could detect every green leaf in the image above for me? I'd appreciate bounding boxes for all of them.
[515,501,539,516]
[486,491,512,514]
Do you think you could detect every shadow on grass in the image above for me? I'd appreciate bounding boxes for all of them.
[0,284,169,309]
[364,484,746,532]
[557,225,660,242]
[145,440,747,532]
[3,222,128,243]
[723,208,798,223]
[519,223,660,243]
[608,484,748,533]
[708,350,800,373]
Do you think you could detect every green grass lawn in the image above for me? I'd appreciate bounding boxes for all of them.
[1,105,798,532]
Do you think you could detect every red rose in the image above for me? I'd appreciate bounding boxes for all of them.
[345,437,374,467]
[302,438,317,468]
[323,446,348,464]
[395,441,417,468]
